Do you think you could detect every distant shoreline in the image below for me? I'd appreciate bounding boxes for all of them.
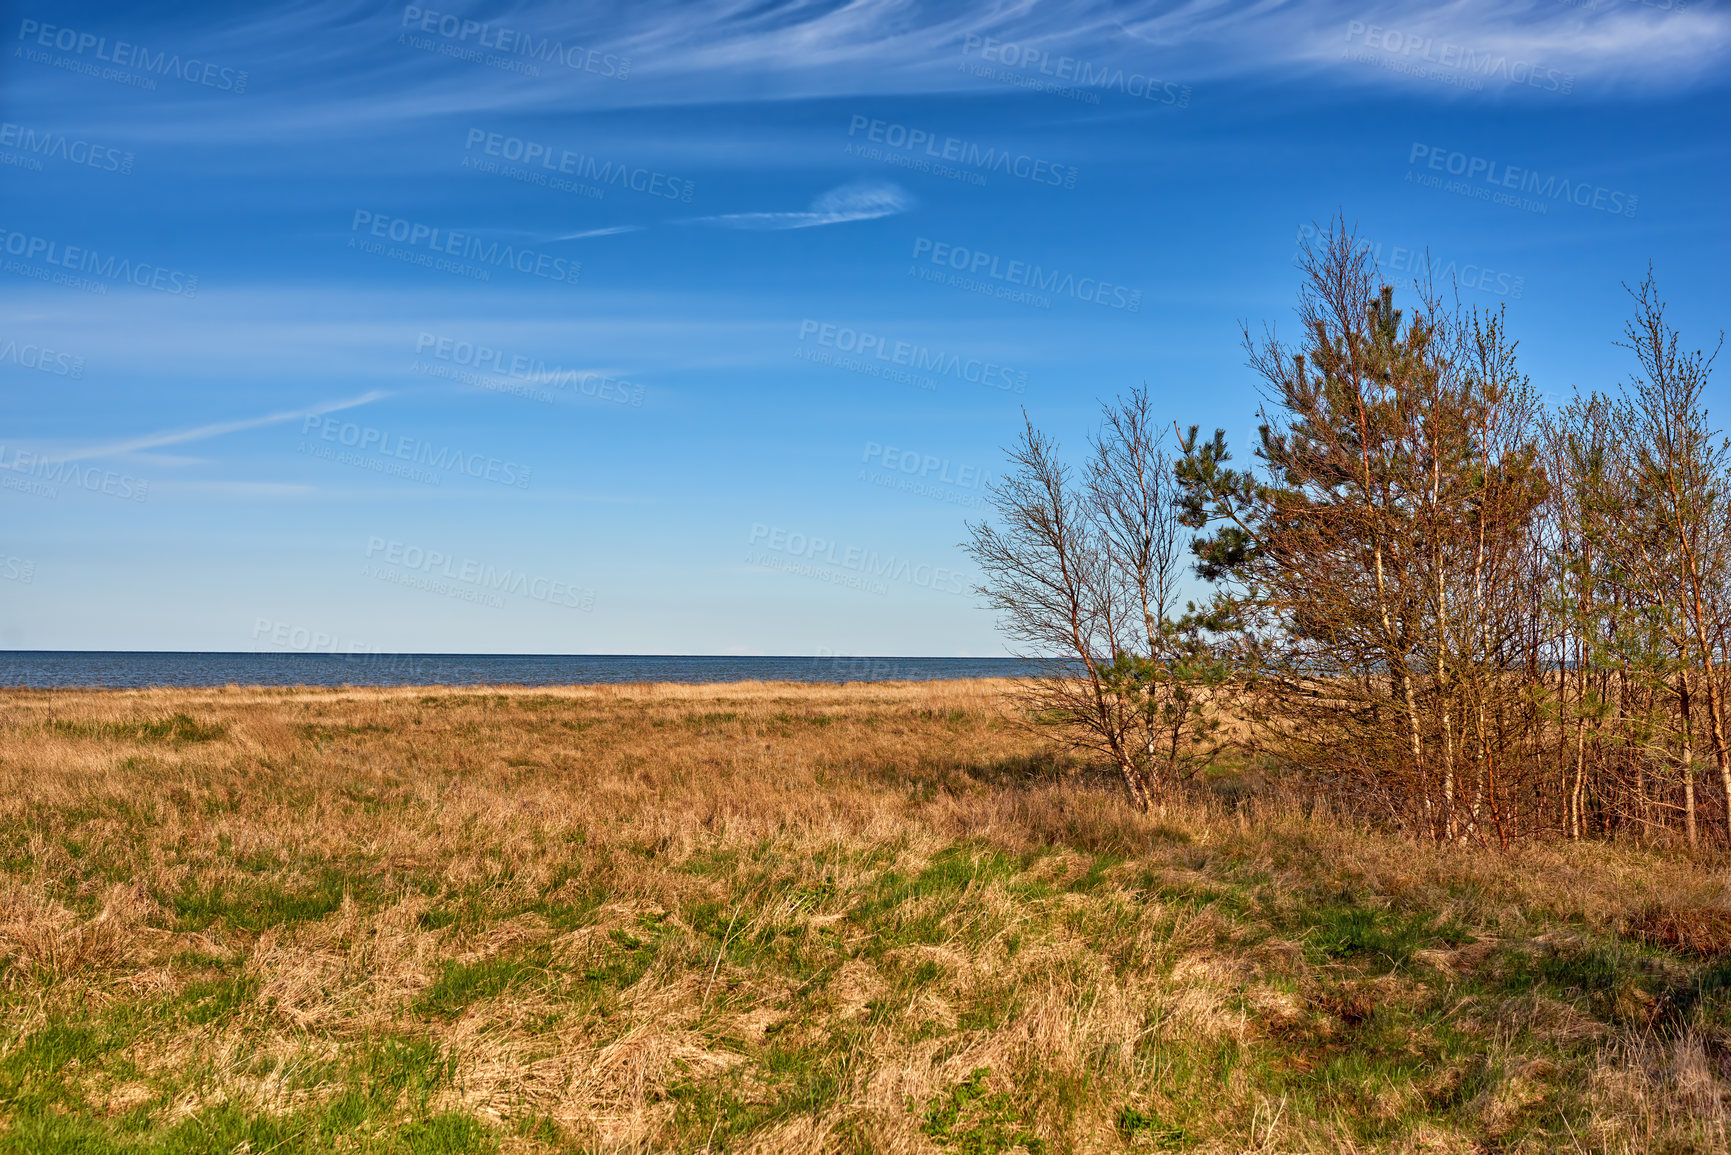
[0,651,1053,690]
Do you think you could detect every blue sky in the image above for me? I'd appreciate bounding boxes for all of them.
[2,0,1726,655]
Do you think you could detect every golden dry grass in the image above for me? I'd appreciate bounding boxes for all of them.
[0,678,1729,1153]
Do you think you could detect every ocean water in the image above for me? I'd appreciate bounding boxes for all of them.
[0,652,1044,690]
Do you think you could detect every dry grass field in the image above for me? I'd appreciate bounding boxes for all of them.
[2,678,1730,1153]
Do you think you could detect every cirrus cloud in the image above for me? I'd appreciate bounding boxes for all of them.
[680,181,913,230]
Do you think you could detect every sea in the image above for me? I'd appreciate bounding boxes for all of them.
[0,652,1045,690]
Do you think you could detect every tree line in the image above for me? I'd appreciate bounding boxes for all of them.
[967,221,1727,847]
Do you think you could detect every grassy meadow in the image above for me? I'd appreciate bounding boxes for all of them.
[1,678,1729,1153]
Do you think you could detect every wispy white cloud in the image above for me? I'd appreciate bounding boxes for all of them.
[680,182,911,230]
[1278,0,1731,90]
[551,225,649,241]
[28,0,1726,145]
[0,283,909,380]
[47,391,388,464]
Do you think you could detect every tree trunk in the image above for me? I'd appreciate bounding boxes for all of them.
[1681,674,1698,851]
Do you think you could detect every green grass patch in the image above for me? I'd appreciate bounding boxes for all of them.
[853,845,1024,924]
[1301,903,1471,970]
[667,1038,849,1149]
[49,713,227,744]
[162,869,371,933]
[417,950,553,1020]
[1116,1105,1193,1148]
[0,1021,110,1110]
[923,1068,1045,1154]
[176,973,260,1026]
[400,1110,497,1154]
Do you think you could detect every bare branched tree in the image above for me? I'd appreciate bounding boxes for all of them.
[967,388,1226,809]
